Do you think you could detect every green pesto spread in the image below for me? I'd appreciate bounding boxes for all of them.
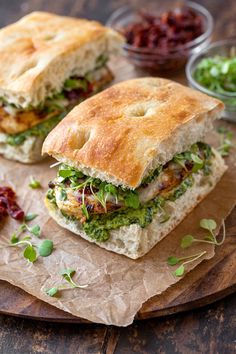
[82,176,194,242]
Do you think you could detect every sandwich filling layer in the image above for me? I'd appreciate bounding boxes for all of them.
[0,55,112,146]
[46,142,213,242]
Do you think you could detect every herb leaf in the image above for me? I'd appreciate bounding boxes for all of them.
[60,268,76,285]
[10,233,19,244]
[81,204,89,220]
[24,213,38,222]
[174,264,185,277]
[167,256,179,266]
[29,177,41,189]
[200,219,217,234]
[27,224,41,237]
[38,239,54,257]
[23,245,37,263]
[58,169,75,179]
[181,235,195,249]
[217,127,234,157]
[46,287,59,297]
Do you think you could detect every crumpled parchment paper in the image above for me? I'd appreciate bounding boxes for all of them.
[0,124,235,326]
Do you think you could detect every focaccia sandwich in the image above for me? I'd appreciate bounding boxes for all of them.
[42,78,226,259]
[0,12,123,163]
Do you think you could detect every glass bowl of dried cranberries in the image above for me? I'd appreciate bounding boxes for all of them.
[107,1,213,73]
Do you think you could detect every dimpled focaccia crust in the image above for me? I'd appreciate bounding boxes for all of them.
[42,77,224,189]
[0,12,123,108]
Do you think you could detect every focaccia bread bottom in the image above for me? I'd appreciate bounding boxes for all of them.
[45,150,226,259]
[0,134,44,163]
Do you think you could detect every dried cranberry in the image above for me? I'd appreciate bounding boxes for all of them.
[0,186,24,221]
[122,7,203,52]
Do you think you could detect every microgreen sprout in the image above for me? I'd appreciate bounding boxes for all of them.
[24,213,38,222]
[50,161,62,168]
[9,236,38,263]
[217,127,234,157]
[38,239,54,257]
[167,251,207,277]
[45,268,88,297]
[81,186,89,219]
[29,176,42,189]
[26,224,41,237]
[181,219,226,248]
[0,222,53,263]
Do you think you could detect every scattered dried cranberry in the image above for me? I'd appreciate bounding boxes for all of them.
[0,186,24,221]
[123,7,203,52]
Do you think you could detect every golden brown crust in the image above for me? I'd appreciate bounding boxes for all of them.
[0,12,123,107]
[42,78,224,188]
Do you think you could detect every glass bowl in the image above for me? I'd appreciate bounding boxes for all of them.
[186,39,236,122]
[106,1,213,73]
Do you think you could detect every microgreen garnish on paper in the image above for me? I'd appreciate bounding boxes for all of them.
[168,218,226,277]
[0,222,53,263]
[167,251,207,277]
[29,176,42,189]
[23,244,37,263]
[180,219,225,248]
[217,126,234,157]
[26,224,41,237]
[45,268,88,297]
[9,236,38,263]
[38,239,54,257]
[24,213,38,222]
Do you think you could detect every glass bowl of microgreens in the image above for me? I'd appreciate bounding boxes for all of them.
[186,39,236,121]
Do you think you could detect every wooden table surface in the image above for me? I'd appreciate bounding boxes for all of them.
[0,0,235,353]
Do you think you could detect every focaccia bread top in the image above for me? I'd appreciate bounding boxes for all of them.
[42,78,224,189]
[0,12,123,108]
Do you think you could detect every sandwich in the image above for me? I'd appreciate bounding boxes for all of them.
[0,12,123,163]
[42,78,226,259]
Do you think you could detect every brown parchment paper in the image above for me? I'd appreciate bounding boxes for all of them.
[0,127,235,326]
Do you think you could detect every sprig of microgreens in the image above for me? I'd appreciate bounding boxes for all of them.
[90,183,107,213]
[45,268,88,297]
[28,176,42,189]
[0,222,53,263]
[181,219,226,249]
[217,126,234,157]
[14,223,41,238]
[167,251,207,277]
[2,235,53,263]
[81,186,89,219]
[57,165,140,220]
[167,218,226,277]
[173,149,203,173]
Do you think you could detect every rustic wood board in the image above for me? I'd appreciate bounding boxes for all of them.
[0,58,235,323]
